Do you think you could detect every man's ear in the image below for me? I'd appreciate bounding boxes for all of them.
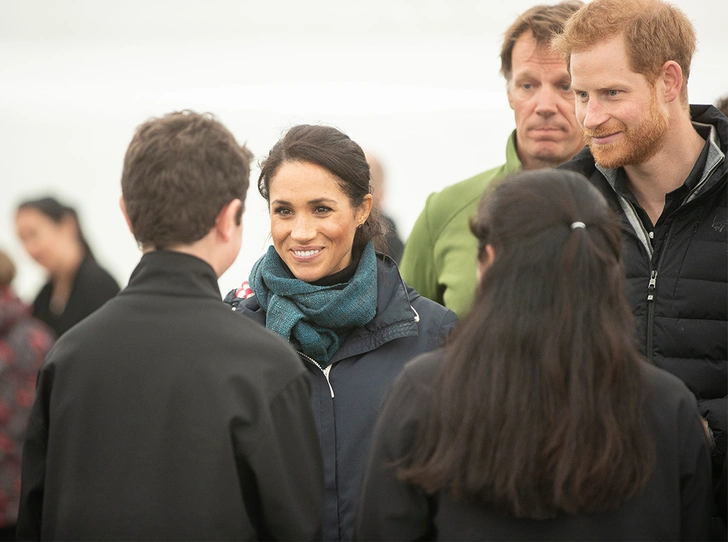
[215,199,243,242]
[506,82,515,110]
[119,196,134,234]
[661,60,683,104]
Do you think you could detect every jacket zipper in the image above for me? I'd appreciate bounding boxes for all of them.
[292,261,422,400]
[645,222,675,362]
[298,351,335,398]
[646,269,657,360]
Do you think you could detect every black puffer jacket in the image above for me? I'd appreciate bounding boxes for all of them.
[225,253,458,541]
[561,105,727,469]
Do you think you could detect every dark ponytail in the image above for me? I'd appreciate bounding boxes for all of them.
[399,169,654,518]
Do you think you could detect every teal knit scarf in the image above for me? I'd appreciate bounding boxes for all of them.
[249,241,378,366]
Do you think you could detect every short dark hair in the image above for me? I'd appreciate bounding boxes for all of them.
[500,1,584,82]
[258,124,386,253]
[121,110,252,250]
[400,169,654,519]
[17,196,94,259]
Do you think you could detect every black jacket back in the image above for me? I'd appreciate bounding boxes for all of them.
[18,251,323,541]
[357,351,712,540]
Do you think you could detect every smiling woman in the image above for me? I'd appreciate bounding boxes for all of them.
[268,160,373,283]
[223,124,458,541]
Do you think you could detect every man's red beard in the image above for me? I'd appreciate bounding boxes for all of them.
[584,89,669,169]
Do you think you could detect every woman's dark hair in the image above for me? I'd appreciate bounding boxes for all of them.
[17,197,94,260]
[258,124,386,253]
[399,169,654,519]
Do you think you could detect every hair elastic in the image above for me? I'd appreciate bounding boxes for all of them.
[570,221,586,230]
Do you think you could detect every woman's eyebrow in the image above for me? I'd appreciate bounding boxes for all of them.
[271,197,337,206]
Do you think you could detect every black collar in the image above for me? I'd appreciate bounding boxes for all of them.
[122,250,221,300]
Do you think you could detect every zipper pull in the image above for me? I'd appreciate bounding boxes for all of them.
[297,351,335,398]
[322,365,334,399]
[647,270,658,301]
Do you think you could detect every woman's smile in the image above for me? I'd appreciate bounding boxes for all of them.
[291,247,323,260]
[269,160,371,283]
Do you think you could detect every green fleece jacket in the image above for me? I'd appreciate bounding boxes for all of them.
[400,132,521,317]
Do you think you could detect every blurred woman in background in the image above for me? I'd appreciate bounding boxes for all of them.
[356,169,712,540]
[225,124,457,541]
[15,197,119,337]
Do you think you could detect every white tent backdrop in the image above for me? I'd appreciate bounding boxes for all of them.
[2,0,726,300]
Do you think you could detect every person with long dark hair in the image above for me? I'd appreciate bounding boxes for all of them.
[224,124,457,541]
[15,197,119,337]
[356,169,712,540]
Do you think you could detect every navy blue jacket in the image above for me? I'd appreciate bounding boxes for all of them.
[225,254,458,540]
[561,105,727,470]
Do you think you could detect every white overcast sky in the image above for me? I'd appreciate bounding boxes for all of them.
[2,0,726,299]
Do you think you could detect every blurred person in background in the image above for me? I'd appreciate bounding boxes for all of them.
[365,151,404,263]
[225,124,457,541]
[15,197,119,338]
[717,93,728,116]
[400,1,585,318]
[357,170,711,540]
[0,250,53,541]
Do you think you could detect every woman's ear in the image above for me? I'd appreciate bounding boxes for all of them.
[59,213,80,240]
[476,244,496,282]
[356,194,374,226]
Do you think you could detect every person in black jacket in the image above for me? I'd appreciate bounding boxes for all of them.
[17,111,324,541]
[15,197,120,338]
[224,125,457,541]
[553,0,727,533]
[357,169,712,541]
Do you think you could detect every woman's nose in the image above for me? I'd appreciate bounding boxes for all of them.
[291,215,316,241]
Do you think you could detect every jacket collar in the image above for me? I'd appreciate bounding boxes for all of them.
[329,253,419,363]
[562,105,727,259]
[239,252,420,363]
[121,250,221,300]
[685,118,726,204]
[594,106,727,199]
[505,130,522,169]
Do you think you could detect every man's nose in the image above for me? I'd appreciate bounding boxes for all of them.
[581,99,608,130]
[534,86,559,117]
